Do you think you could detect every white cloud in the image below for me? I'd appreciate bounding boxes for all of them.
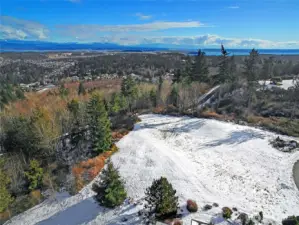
[71,34,299,48]
[58,21,202,34]
[0,24,28,39]
[228,6,240,9]
[135,13,152,20]
[1,16,298,48]
[0,16,48,40]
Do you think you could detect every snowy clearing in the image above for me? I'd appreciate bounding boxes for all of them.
[258,79,297,90]
[5,114,299,225]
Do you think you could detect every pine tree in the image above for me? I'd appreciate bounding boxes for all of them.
[110,93,121,114]
[172,69,182,84]
[0,160,13,213]
[168,85,179,107]
[228,55,237,82]
[78,82,86,95]
[243,49,260,109]
[260,57,274,82]
[67,99,80,117]
[190,49,209,82]
[67,99,83,145]
[243,49,260,83]
[216,44,230,84]
[121,76,138,111]
[149,88,157,107]
[87,94,112,153]
[92,161,127,208]
[144,177,178,221]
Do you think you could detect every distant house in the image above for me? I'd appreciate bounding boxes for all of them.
[61,53,72,57]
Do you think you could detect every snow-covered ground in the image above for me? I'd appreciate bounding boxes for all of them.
[5,114,299,225]
[258,79,297,90]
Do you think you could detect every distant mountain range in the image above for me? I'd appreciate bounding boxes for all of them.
[1,39,299,55]
[0,39,170,52]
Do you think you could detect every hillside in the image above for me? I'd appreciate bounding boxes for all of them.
[5,114,299,225]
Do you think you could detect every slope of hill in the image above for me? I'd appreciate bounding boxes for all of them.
[5,114,299,225]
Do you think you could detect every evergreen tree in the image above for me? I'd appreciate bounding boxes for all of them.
[149,88,157,107]
[67,99,83,145]
[67,99,80,117]
[3,117,41,159]
[172,69,182,84]
[144,177,178,221]
[78,82,86,95]
[110,93,122,113]
[216,44,230,84]
[156,74,164,106]
[243,49,260,83]
[228,55,237,82]
[260,57,274,82]
[92,161,127,208]
[87,94,112,153]
[59,83,69,98]
[190,49,209,82]
[121,76,138,111]
[0,159,13,213]
[168,85,179,107]
[15,88,25,99]
[243,49,260,109]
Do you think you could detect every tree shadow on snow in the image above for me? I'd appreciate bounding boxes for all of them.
[134,118,206,134]
[203,129,266,148]
[37,197,103,225]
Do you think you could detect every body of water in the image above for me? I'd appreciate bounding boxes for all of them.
[188,49,299,56]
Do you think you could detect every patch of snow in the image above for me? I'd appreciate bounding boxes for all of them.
[259,79,297,90]
[5,114,299,225]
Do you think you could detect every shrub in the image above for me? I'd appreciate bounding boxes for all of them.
[144,177,178,221]
[24,160,43,191]
[186,199,198,213]
[153,106,166,114]
[247,218,255,225]
[203,204,212,211]
[201,110,224,119]
[173,219,183,225]
[72,144,118,192]
[222,207,233,219]
[282,216,299,225]
[238,213,249,225]
[259,211,263,222]
[0,162,13,213]
[30,190,42,203]
[213,203,219,207]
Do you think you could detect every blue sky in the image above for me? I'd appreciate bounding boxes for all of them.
[1,0,299,48]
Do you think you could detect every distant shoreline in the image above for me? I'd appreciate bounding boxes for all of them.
[1,49,299,56]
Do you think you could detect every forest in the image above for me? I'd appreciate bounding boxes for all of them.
[0,46,299,223]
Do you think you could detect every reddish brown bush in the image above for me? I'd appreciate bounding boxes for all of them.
[153,105,166,114]
[201,111,224,119]
[186,199,198,213]
[173,219,183,225]
[72,144,119,192]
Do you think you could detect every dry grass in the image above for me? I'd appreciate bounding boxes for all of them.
[201,110,224,119]
[72,144,119,192]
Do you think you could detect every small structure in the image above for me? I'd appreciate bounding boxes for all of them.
[191,219,209,225]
